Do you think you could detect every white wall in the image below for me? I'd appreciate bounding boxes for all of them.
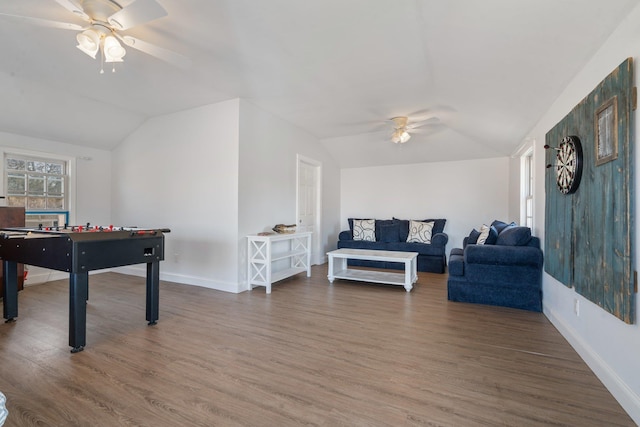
[0,131,111,284]
[340,157,510,250]
[110,98,342,293]
[111,99,241,292]
[237,99,341,285]
[525,4,640,423]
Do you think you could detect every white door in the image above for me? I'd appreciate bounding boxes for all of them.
[297,155,321,264]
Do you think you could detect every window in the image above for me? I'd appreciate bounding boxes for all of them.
[521,148,534,229]
[4,153,70,227]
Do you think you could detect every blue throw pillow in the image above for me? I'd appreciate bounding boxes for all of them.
[378,224,400,243]
[485,226,499,245]
[491,220,517,234]
[392,218,410,242]
[375,219,394,240]
[467,229,481,245]
[496,226,532,246]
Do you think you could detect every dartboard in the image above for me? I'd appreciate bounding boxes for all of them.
[555,135,583,194]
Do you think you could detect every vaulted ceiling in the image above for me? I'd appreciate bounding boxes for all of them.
[0,0,636,168]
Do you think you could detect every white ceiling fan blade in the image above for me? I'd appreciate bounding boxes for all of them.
[411,123,447,134]
[119,35,191,69]
[407,117,441,130]
[0,13,84,30]
[52,0,90,21]
[107,0,167,30]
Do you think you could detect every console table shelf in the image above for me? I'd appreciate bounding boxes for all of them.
[247,232,312,294]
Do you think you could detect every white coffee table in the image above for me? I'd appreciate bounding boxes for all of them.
[326,248,418,292]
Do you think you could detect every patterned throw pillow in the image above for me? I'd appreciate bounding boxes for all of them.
[477,224,491,244]
[476,224,499,245]
[406,220,434,243]
[352,219,376,241]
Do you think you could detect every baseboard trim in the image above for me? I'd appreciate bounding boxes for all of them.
[113,266,241,293]
[544,306,640,424]
[24,266,243,294]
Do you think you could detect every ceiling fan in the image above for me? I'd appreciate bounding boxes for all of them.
[0,0,190,72]
[388,116,438,144]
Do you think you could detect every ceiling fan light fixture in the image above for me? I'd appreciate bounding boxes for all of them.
[400,130,411,143]
[391,129,411,144]
[76,29,100,58]
[103,35,126,62]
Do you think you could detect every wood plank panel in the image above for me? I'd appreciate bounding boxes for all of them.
[545,58,635,323]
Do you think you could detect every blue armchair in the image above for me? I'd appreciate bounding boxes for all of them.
[447,223,543,312]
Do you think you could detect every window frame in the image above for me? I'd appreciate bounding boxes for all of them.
[520,147,534,229]
[1,147,77,226]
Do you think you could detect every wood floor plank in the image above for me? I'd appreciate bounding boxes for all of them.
[0,266,635,426]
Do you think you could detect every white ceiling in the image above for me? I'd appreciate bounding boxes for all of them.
[0,0,636,168]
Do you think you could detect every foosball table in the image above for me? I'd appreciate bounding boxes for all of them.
[0,224,170,353]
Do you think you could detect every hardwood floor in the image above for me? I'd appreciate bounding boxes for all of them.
[0,266,634,426]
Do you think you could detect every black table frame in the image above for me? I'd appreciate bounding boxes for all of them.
[1,229,166,353]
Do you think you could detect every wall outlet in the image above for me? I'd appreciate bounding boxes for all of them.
[574,299,580,316]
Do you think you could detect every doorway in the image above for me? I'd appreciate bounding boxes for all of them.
[296,155,322,265]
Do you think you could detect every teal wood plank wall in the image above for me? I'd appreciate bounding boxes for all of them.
[545,58,635,324]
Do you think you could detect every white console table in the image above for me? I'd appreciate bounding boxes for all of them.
[247,232,312,294]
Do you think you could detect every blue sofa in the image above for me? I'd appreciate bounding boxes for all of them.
[447,221,543,312]
[337,218,448,273]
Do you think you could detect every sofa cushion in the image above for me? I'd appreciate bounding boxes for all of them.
[338,240,388,251]
[352,219,376,241]
[406,220,434,243]
[378,223,400,243]
[495,226,532,246]
[388,241,444,256]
